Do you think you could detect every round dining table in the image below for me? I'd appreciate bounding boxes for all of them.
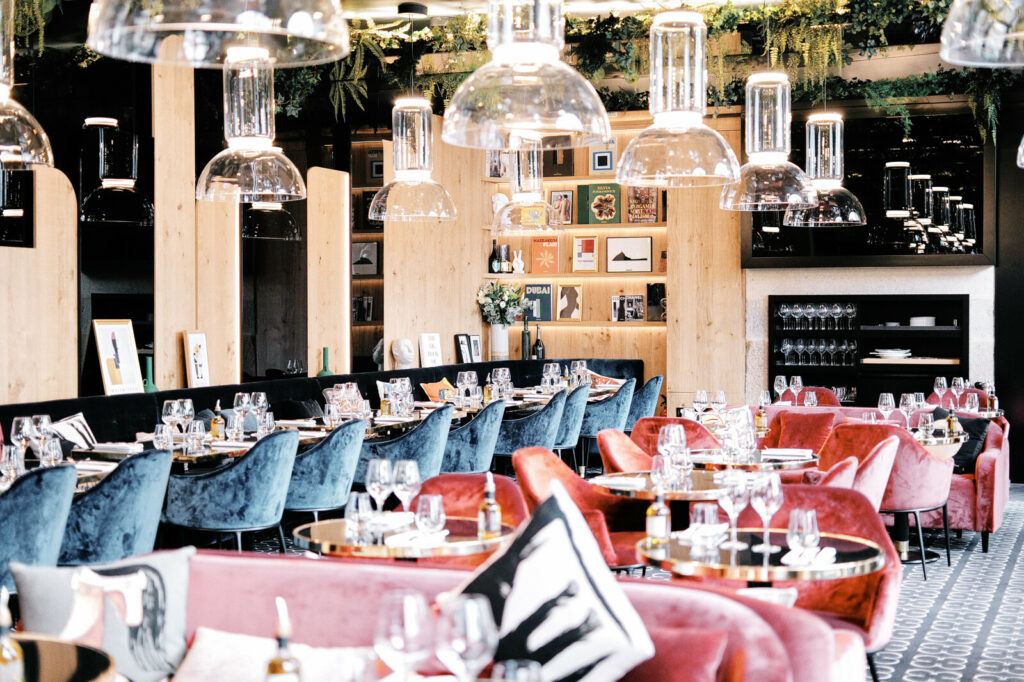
[14,633,115,681]
[912,430,968,460]
[689,449,818,472]
[293,516,515,559]
[589,470,724,502]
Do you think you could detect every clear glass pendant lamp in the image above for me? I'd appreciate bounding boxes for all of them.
[196,48,305,202]
[721,72,816,211]
[442,0,611,150]
[941,0,1024,67]
[0,0,51,168]
[784,112,865,226]
[617,10,739,188]
[493,142,555,234]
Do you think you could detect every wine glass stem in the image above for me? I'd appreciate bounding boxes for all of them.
[763,517,770,548]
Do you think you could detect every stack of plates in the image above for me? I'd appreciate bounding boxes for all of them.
[871,348,911,359]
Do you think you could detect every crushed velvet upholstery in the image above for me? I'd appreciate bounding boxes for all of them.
[0,465,77,590]
[493,390,566,456]
[579,378,636,438]
[776,386,842,406]
[163,430,298,531]
[871,426,954,512]
[59,449,173,565]
[598,428,653,473]
[624,375,664,432]
[284,419,365,514]
[441,400,505,473]
[814,456,858,488]
[817,425,899,510]
[630,416,722,455]
[553,387,588,451]
[762,410,837,453]
[355,405,453,484]
[927,387,988,409]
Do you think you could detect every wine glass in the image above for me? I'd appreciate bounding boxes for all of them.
[366,459,394,513]
[817,303,829,331]
[778,303,791,330]
[415,494,446,534]
[788,376,803,404]
[773,376,787,402]
[710,390,727,415]
[877,393,895,422]
[964,392,980,413]
[177,399,195,433]
[790,304,803,331]
[831,303,843,330]
[804,303,816,330]
[715,470,749,551]
[436,594,499,682]
[950,377,965,408]
[844,303,857,330]
[153,424,174,451]
[899,393,916,428]
[692,389,708,414]
[374,590,432,681]
[233,392,252,422]
[491,661,542,681]
[30,415,52,457]
[914,392,926,411]
[657,424,687,462]
[393,460,422,511]
[456,372,470,407]
[816,339,828,367]
[251,392,269,420]
[933,377,947,408]
[826,338,838,366]
[750,473,784,554]
[781,338,794,365]
[10,417,35,457]
[794,338,807,366]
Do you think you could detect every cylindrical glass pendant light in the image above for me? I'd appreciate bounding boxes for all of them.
[368,97,456,222]
[0,0,51,168]
[959,202,977,249]
[616,11,739,188]
[721,72,817,211]
[87,0,349,67]
[883,162,911,217]
[940,0,1024,66]
[441,0,611,150]
[931,186,950,227]
[784,112,865,226]
[947,195,964,237]
[197,49,305,202]
[80,118,155,225]
[910,174,933,225]
[493,142,555,234]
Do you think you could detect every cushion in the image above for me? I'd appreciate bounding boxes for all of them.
[11,546,195,682]
[420,378,456,403]
[455,480,654,681]
[589,372,626,388]
[777,412,836,452]
[175,627,372,681]
[274,399,325,420]
[932,408,990,474]
[622,627,726,682]
[51,412,97,449]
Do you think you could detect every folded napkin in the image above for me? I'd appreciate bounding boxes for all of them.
[366,511,415,533]
[374,416,416,425]
[384,529,450,548]
[690,450,725,463]
[589,475,648,490]
[90,442,144,454]
[415,401,446,409]
[676,522,730,544]
[737,587,799,608]
[297,430,327,439]
[522,394,549,402]
[210,440,251,450]
[275,418,318,428]
[761,448,815,460]
[75,460,119,474]
[780,546,837,566]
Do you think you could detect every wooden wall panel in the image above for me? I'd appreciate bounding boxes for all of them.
[307,167,352,375]
[195,200,241,385]
[152,37,197,389]
[0,167,78,402]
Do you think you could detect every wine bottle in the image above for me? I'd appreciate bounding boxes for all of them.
[265,597,301,681]
[478,472,503,539]
[0,587,23,682]
[489,240,501,274]
[483,373,493,403]
[532,325,545,360]
[210,400,226,441]
[521,318,531,361]
[646,492,670,545]
[499,244,512,273]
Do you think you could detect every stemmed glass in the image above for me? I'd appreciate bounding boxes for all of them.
[846,340,857,365]
[786,509,820,561]
[778,303,790,330]
[715,470,749,551]
[950,377,965,408]
[366,459,394,514]
[177,399,195,434]
[781,338,794,365]
[899,393,916,428]
[817,304,829,331]
[657,425,687,487]
[251,392,269,421]
[794,338,807,365]
[750,473,784,554]
[933,377,948,408]
[30,415,53,458]
[788,376,803,405]
[831,303,843,330]
[914,392,926,411]
[233,392,252,427]
[436,594,499,682]
[877,393,895,422]
[710,390,727,416]
[826,338,838,366]
[10,417,35,460]
[415,494,446,535]
[773,376,788,402]
[692,389,708,415]
[374,590,432,681]
[844,303,857,330]
[161,401,181,441]
[804,303,816,330]
[790,304,803,331]
[816,339,828,367]
[393,460,422,511]
[456,372,470,406]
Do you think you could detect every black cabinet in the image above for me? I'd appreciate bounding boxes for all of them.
[768,294,969,407]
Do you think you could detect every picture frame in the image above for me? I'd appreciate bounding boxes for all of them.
[523,283,554,322]
[456,334,472,363]
[92,319,144,395]
[606,236,653,273]
[183,330,211,388]
[549,190,573,225]
[419,333,443,367]
[352,241,380,276]
[588,140,618,176]
[557,284,583,321]
[572,235,598,273]
[469,334,483,362]
[485,150,510,179]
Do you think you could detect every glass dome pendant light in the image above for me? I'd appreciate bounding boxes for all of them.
[783,112,865,226]
[441,0,611,151]
[0,0,51,168]
[616,11,739,188]
[492,141,556,234]
[196,48,306,203]
[721,72,817,211]
[940,0,1024,67]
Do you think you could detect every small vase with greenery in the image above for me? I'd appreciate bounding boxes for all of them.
[477,281,525,326]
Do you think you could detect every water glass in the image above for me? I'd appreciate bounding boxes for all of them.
[154,424,174,451]
[861,411,877,424]
[393,460,422,510]
[689,503,722,554]
[436,594,499,682]
[345,492,374,544]
[750,473,784,554]
[964,392,980,413]
[366,459,394,513]
[470,386,483,408]
[324,402,343,429]
[649,454,672,492]
[803,391,817,407]
[415,494,446,534]
[918,413,935,437]
[186,421,206,455]
[491,661,542,682]
[225,412,244,442]
[758,390,772,408]
[786,508,820,556]
[0,445,20,490]
[373,590,432,680]
[914,392,927,410]
[257,411,275,439]
[40,439,63,467]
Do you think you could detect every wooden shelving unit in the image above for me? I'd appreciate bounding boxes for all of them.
[349,135,388,371]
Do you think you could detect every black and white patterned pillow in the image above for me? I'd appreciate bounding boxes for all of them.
[458,480,654,681]
[51,412,97,449]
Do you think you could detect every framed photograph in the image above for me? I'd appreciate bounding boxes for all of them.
[588,140,618,176]
[611,296,622,322]
[92,319,144,395]
[455,334,472,363]
[572,235,598,273]
[183,330,211,388]
[542,148,574,177]
[369,160,384,179]
[469,334,483,362]
[485,150,510,179]
[549,190,573,226]
[365,146,385,187]
[352,241,380,276]
[624,294,645,321]
[523,283,554,322]
[557,284,583,321]
[419,333,443,367]
[606,236,653,273]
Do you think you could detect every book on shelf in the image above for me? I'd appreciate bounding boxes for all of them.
[366,147,384,187]
[646,283,666,322]
[587,140,617,176]
[627,187,659,224]
[523,284,554,322]
[542,149,574,177]
[611,294,645,321]
[363,193,382,231]
[578,183,621,225]
[531,236,559,274]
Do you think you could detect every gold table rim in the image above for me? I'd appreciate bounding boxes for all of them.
[292,517,514,559]
[590,471,724,501]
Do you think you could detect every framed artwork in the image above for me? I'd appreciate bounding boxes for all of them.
[485,150,510,179]
[549,190,573,225]
[606,236,653,273]
[456,334,472,363]
[557,284,583,321]
[93,319,144,395]
[469,334,483,362]
[572,235,598,273]
[588,140,618,176]
[419,333,443,367]
[523,283,554,322]
[183,330,211,388]
[352,241,379,276]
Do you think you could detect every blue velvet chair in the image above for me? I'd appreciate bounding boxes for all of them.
[284,419,366,521]
[624,375,664,433]
[0,465,77,591]
[493,389,567,458]
[59,449,173,565]
[163,429,298,552]
[441,400,506,473]
[355,405,454,484]
[553,386,589,469]
[578,379,636,473]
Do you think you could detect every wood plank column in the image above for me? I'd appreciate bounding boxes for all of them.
[307,167,352,376]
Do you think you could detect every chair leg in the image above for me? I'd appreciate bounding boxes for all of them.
[942,504,951,566]
[867,652,879,682]
[216,533,223,550]
[956,529,962,539]
[234,531,243,553]
[277,524,288,554]
[312,510,319,523]
[913,511,927,580]
[982,531,989,553]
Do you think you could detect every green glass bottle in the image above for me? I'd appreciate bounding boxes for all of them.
[317,347,331,377]
[143,356,158,393]
[521,317,530,361]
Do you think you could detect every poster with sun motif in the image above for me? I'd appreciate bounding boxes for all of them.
[531,236,559,274]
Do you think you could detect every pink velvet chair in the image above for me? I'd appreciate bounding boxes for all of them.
[817,456,858,488]
[597,428,652,473]
[760,410,839,453]
[814,425,899,510]
[629,416,722,455]
[927,387,988,409]
[777,386,842,406]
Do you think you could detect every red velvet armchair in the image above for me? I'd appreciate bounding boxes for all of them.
[760,409,841,453]
[629,416,722,455]
[776,386,843,406]
[512,446,648,570]
[927,387,988,409]
[597,428,652,473]
[813,425,899,510]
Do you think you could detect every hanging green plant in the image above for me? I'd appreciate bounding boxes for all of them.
[329,19,408,120]
[14,0,59,53]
